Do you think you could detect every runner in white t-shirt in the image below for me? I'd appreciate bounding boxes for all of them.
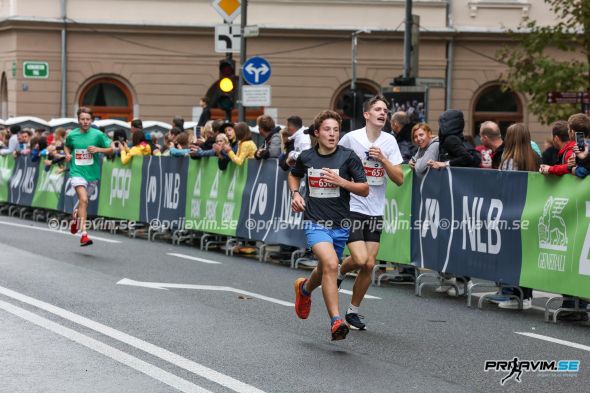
[337,95,404,330]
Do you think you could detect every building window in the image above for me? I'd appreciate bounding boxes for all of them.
[472,84,522,139]
[79,77,133,121]
[333,81,379,133]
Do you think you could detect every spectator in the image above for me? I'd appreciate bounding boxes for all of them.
[254,115,281,159]
[0,125,20,156]
[542,136,560,166]
[224,122,257,166]
[129,119,143,146]
[120,128,151,164]
[170,132,191,157]
[216,122,238,170]
[479,121,504,169]
[31,136,48,162]
[0,129,7,149]
[190,119,223,159]
[14,129,32,157]
[390,111,417,163]
[491,123,540,310]
[172,116,184,131]
[409,123,439,178]
[213,133,229,160]
[284,115,311,168]
[197,97,211,128]
[568,114,590,178]
[539,120,575,176]
[427,109,480,169]
[278,127,292,170]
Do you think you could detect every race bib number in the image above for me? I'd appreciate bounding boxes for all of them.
[363,158,384,186]
[308,168,339,198]
[74,149,93,166]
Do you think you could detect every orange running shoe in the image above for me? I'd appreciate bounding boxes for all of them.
[80,233,93,247]
[330,318,349,341]
[294,278,311,319]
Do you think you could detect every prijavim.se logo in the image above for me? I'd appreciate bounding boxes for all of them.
[484,357,580,385]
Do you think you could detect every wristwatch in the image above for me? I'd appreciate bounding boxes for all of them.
[290,189,300,198]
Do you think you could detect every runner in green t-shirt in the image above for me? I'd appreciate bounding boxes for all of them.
[64,107,113,246]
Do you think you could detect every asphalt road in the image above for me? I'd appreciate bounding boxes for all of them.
[0,215,589,393]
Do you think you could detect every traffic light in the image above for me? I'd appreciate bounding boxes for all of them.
[391,75,416,86]
[217,59,237,112]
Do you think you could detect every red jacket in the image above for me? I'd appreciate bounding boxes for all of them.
[548,140,576,176]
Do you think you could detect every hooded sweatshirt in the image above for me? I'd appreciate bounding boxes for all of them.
[438,109,478,167]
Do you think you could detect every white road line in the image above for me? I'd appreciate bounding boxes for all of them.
[515,332,590,352]
[167,253,221,265]
[0,300,211,393]
[0,221,121,244]
[0,284,266,393]
[117,278,294,307]
[339,289,381,300]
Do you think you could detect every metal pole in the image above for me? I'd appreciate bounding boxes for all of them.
[351,32,358,130]
[237,0,247,122]
[403,0,412,78]
[60,0,67,118]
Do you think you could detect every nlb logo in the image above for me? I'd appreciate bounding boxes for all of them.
[461,196,503,255]
[110,168,132,206]
[10,166,36,194]
[251,183,268,216]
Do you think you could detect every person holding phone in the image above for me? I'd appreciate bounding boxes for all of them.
[539,120,576,176]
[567,114,590,179]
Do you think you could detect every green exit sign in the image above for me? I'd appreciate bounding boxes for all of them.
[23,61,49,79]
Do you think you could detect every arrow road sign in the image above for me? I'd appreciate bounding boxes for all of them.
[242,56,271,85]
[215,24,241,53]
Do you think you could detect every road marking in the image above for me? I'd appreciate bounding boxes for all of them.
[0,220,121,243]
[167,253,222,265]
[516,332,590,352]
[0,284,266,393]
[339,289,381,300]
[117,278,294,307]
[0,300,211,393]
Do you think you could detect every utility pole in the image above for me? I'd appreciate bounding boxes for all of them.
[351,29,370,130]
[237,0,247,122]
[403,0,412,79]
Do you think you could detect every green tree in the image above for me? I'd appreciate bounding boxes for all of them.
[498,0,590,124]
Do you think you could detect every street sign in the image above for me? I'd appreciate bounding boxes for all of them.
[23,61,49,79]
[547,91,590,104]
[211,0,241,23]
[214,24,241,53]
[244,25,259,38]
[242,85,271,107]
[242,56,271,85]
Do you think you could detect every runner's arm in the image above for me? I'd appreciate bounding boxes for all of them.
[369,146,403,186]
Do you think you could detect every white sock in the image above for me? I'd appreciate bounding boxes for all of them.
[81,231,87,236]
[347,304,359,315]
[337,265,345,281]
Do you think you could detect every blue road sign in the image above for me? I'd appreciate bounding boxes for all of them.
[242,56,271,85]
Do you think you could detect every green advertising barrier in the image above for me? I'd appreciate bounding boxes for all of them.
[376,165,413,264]
[184,158,248,236]
[520,173,590,299]
[0,155,15,203]
[98,156,143,221]
[31,162,65,210]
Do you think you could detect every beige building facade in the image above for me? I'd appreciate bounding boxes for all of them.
[0,0,575,140]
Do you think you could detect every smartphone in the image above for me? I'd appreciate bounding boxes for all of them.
[576,132,585,152]
[196,126,201,139]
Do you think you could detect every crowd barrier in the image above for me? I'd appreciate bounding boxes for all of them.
[1,155,589,299]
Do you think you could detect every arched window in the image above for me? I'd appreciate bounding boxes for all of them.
[79,77,133,121]
[333,81,379,133]
[1,72,7,119]
[472,84,523,139]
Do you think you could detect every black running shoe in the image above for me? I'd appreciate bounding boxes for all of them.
[345,313,366,330]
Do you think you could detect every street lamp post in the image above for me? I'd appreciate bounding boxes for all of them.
[351,29,371,130]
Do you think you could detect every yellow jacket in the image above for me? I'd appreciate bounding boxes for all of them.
[228,140,257,166]
[121,142,151,165]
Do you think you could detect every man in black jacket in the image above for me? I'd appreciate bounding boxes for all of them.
[428,109,480,169]
[254,115,281,159]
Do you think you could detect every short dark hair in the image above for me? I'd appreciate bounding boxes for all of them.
[257,115,276,133]
[201,97,209,105]
[313,110,342,133]
[113,129,127,142]
[9,125,21,134]
[175,132,189,146]
[363,95,390,113]
[170,127,183,136]
[77,106,93,119]
[131,119,143,129]
[552,120,570,142]
[212,119,225,133]
[287,115,303,129]
[173,117,184,129]
[391,111,410,127]
[568,113,590,138]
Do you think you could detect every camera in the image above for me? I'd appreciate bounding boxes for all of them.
[575,132,585,152]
